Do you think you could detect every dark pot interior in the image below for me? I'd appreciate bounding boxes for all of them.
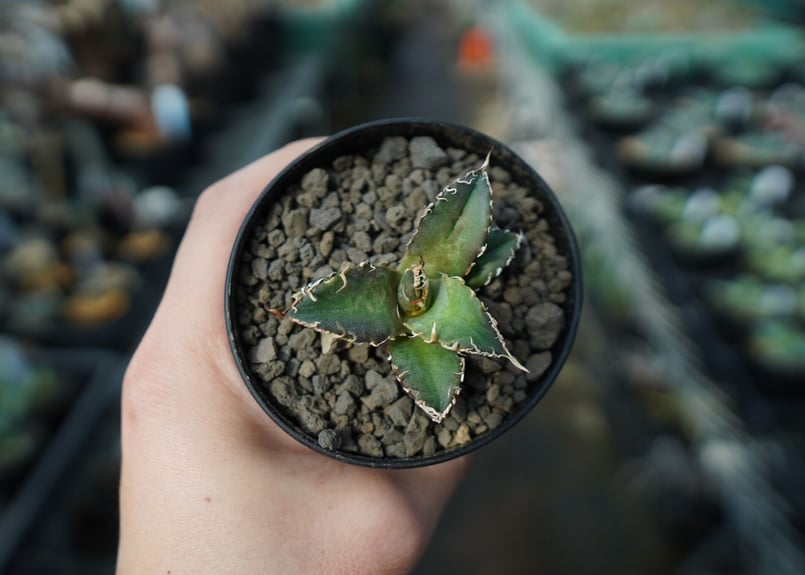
[225,118,583,468]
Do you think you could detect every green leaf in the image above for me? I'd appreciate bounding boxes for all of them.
[389,337,464,423]
[287,263,403,345]
[400,158,493,277]
[465,229,523,288]
[402,276,527,371]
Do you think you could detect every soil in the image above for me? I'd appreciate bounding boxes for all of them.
[233,136,573,461]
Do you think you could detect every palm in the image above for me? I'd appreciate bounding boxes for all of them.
[117,140,466,574]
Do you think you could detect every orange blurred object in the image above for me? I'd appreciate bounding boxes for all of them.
[458,26,494,71]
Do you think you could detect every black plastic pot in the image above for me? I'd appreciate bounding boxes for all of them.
[225,118,583,468]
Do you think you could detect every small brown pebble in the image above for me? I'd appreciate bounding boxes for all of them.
[452,424,472,446]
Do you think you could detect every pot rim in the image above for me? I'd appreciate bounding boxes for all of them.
[225,117,583,468]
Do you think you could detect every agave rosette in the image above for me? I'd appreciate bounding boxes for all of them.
[279,154,526,422]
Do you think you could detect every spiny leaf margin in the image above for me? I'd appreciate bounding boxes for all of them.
[402,276,527,372]
[465,228,524,288]
[285,262,404,346]
[399,153,493,278]
[389,336,464,424]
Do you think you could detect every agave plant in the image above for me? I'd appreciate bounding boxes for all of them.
[272,153,527,423]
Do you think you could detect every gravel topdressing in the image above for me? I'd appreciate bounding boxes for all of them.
[233,136,573,461]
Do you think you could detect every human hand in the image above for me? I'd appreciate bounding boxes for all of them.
[116,139,468,574]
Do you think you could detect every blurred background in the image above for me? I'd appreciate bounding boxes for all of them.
[1,0,804,573]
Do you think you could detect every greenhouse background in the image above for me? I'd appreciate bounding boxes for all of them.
[1,0,804,573]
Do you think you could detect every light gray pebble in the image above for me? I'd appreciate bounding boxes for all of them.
[365,369,386,390]
[435,167,453,186]
[251,244,273,259]
[350,175,372,195]
[250,337,276,363]
[354,203,373,220]
[409,136,448,170]
[378,186,399,203]
[421,180,439,199]
[495,396,514,413]
[346,247,368,264]
[447,147,466,161]
[485,412,504,429]
[285,358,300,377]
[373,233,398,254]
[363,378,399,409]
[422,436,437,457]
[526,351,553,381]
[385,442,406,458]
[437,428,453,448]
[503,286,522,306]
[358,434,383,457]
[384,174,402,193]
[277,239,301,262]
[315,354,341,376]
[269,377,297,407]
[312,265,334,281]
[288,329,316,352]
[486,384,500,403]
[452,424,472,446]
[525,303,565,349]
[353,231,372,252]
[334,391,357,416]
[478,357,502,374]
[299,242,315,265]
[341,374,365,396]
[383,429,405,445]
[347,344,369,363]
[310,207,341,231]
[490,166,511,183]
[312,376,330,394]
[385,205,407,226]
[298,359,316,378]
[403,413,429,456]
[298,411,327,435]
[254,361,284,381]
[317,429,341,450]
[375,137,408,164]
[267,229,285,247]
[282,208,307,238]
[385,396,414,427]
[301,168,329,197]
[373,253,398,267]
[268,259,285,281]
[321,192,341,209]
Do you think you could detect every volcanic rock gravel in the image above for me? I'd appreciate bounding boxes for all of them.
[234,136,572,460]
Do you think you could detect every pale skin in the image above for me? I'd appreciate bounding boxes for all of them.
[117,139,468,574]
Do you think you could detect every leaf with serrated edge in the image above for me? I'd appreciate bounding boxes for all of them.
[403,276,527,371]
[400,155,492,278]
[287,263,403,345]
[465,229,523,288]
[389,336,464,423]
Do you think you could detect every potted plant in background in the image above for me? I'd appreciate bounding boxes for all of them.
[225,119,582,468]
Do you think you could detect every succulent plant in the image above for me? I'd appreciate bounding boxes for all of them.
[270,154,527,422]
